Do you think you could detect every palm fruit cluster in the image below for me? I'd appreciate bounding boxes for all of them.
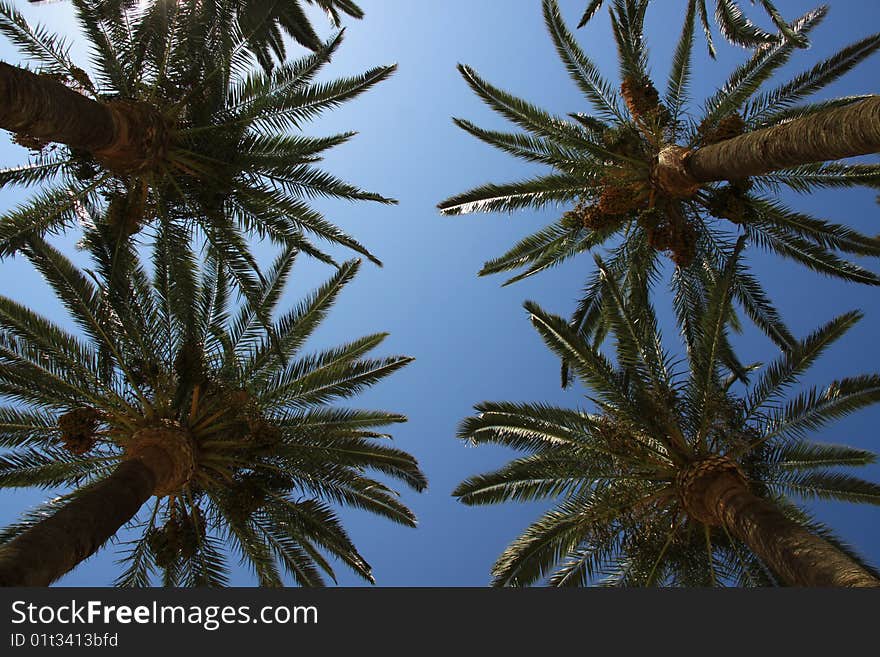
[226,470,291,520]
[698,113,746,146]
[650,385,682,430]
[209,385,284,454]
[597,176,644,216]
[247,418,283,450]
[568,169,648,233]
[128,355,162,390]
[561,202,589,230]
[107,184,150,239]
[621,75,670,126]
[215,385,259,432]
[173,339,209,389]
[57,407,102,455]
[638,206,698,267]
[593,413,667,466]
[71,150,99,181]
[562,201,613,232]
[582,203,625,232]
[601,125,645,159]
[148,506,206,567]
[706,179,754,224]
[705,397,754,452]
[592,415,635,457]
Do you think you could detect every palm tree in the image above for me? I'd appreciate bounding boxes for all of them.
[438,0,880,363]
[0,229,425,586]
[0,0,394,302]
[578,0,809,53]
[454,245,880,587]
[26,0,366,68]
[454,243,880,586]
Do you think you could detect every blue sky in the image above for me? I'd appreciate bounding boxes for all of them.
[0,0,878,586]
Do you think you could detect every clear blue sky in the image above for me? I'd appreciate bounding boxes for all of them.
[0,0,878,586]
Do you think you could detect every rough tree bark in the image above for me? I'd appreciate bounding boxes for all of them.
[686,95,880,182]
[0,455,161,586]
[0,62,168,172]
[704,470,880,587]
[0,427,193,587]
[0,61,116,151]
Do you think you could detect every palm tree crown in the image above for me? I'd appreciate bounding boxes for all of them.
[0,0,394,303]
[439,0,880,361]
[0,228,425,586]
[26,0,366,67]
[454,247,880,586]
[578,0,810,53]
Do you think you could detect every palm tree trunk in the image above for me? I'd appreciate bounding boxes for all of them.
[0,62,117,152]
[0,62,167,171]
[0,445,176,587]
[705,470,880,587]
[687,95,880,182]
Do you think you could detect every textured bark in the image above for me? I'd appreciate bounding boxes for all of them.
[0,446,175,587]
[705,471,880,587]
[0,62,168,172]
[0,61,116,152]
[687,95,880,182]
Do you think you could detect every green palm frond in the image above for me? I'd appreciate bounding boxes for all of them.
[769,442,876,470]
[746,310,861,416]
[545,0,624,121]
[576,0,805,53]
[764,471,880,506]
[0,2,78,77]
[762,375,880,444]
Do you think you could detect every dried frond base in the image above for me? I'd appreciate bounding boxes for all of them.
[126,423,195,496]
[676,456,747,525]
[654,146,700,199]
